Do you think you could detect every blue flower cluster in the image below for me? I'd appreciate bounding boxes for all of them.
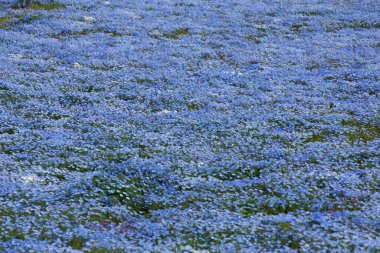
[0,0,379,251]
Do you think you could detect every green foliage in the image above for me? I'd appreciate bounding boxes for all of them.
[305,131,330,143]
[164,28,190,39]
[0,13,42,29]
[342,119,380,142]
[291,23,308,33]
[68,236,87,250]
[245,35,261,44]
[13,1,65,10]
[306,61,321,70]
[324,20,379,32]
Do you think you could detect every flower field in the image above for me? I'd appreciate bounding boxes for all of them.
[0,0,379,252]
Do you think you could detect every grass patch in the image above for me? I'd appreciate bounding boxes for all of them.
[298,11,321,16]
[342,119,380,142]
[0,15,21,29]
[291,23,308,33]
[290,79,309,86]
[187,102,201,111]
[68,236,87,250]
[244,35,261,44]
[13,1,65,10]
[29,3,65,10]
[0,17,10,23]
[306,61,321,70]
[52,29,93,39]
[305,134,324,143]
[305,131,330,143]
[325,20,379,32]
[164,28,190,39]
[135,78,154,84]
[0,13,42,29]
[240,199,308,216]
[52,27,125,39]
[0,128,16,135]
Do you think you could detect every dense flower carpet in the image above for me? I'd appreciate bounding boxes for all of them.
[0,0,379,252]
